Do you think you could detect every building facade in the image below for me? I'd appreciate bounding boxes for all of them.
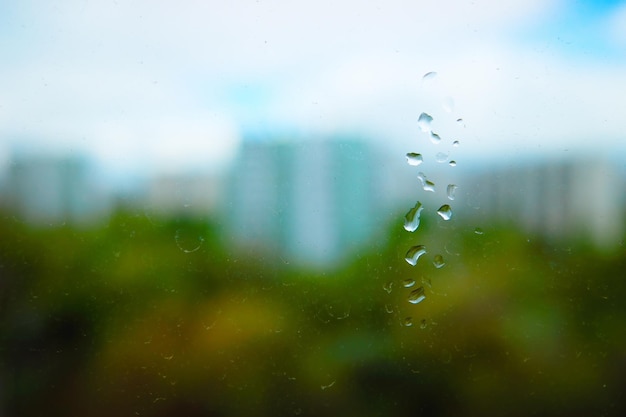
[224,138,385,267]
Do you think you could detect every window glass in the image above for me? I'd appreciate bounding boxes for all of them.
[1,1,625,416]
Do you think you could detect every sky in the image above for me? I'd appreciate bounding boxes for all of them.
[1,0,625,180]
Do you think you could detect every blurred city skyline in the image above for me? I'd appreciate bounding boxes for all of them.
[2,137,623,269]
[1,0,626,182]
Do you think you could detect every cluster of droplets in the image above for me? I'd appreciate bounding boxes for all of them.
[396,71,463,327]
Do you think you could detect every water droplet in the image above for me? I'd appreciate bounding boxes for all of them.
[405,245,427,266]
[422,71,437,83]
[420,319,428,329]
[174,229,204,253]
[385,304,394,314]
[325,303,351,320]
[456,118,464,125]
[423,180,436,193]
[403,201,424,232]
[429,131,441,144]
[435,152,449,163]
[403,317,414,327]
[417,172,435,192]
[433,254,445,269]
[408,287,426,304]
[418,113,433,133]
[422,277,432,288]
[321,380,336,390]
[446,184,458,200]
[449,160,457,167]
[417,171,426,184]
[406,152,423,166]
[442,96,454,113]
[452,140,460,147]
[474,227,484,235]
[436,204,452,220]
[403,278,416,288]
[444,241,461,256]
[383,281,394,294]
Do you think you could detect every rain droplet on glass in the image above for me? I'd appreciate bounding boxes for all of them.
[423,180,436,193]
[405,245,427,266]
[446,184,458,200]
[452,140,460,147]
[383,281,394,294]
[403,278,416,288]
[321,380,335,390]
[437,204,452,220]
[474,227,484,235]
[444,241,461,256]
[406,152,423,166]
[433,254,445,269]
[417,172,435,192]
[403,317,414,327]
[449,160,457,167]
[408,287,426,304]
[420,319,428,329]
[422,71,437,83]
[429,131,441,144]
[418,112,433,133]
[435,152,449,163]
[404,201,424,232]
[174,229,204,253]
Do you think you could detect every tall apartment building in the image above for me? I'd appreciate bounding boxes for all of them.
[224,138,386,267]
[1,154,110,225]
[461,157,624,249]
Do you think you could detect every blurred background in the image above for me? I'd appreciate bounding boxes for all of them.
[1,0,625,416]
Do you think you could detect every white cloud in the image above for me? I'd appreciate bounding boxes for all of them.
[260,39,626,161]
[3,0,625,178]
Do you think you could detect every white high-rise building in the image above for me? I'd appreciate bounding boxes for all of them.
[461,157,624,249]
[2,154,110,226]
[224,138,387,267]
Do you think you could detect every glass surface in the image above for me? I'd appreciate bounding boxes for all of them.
[1,1,625,416]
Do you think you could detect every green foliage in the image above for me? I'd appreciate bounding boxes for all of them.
[0,210,624,416]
